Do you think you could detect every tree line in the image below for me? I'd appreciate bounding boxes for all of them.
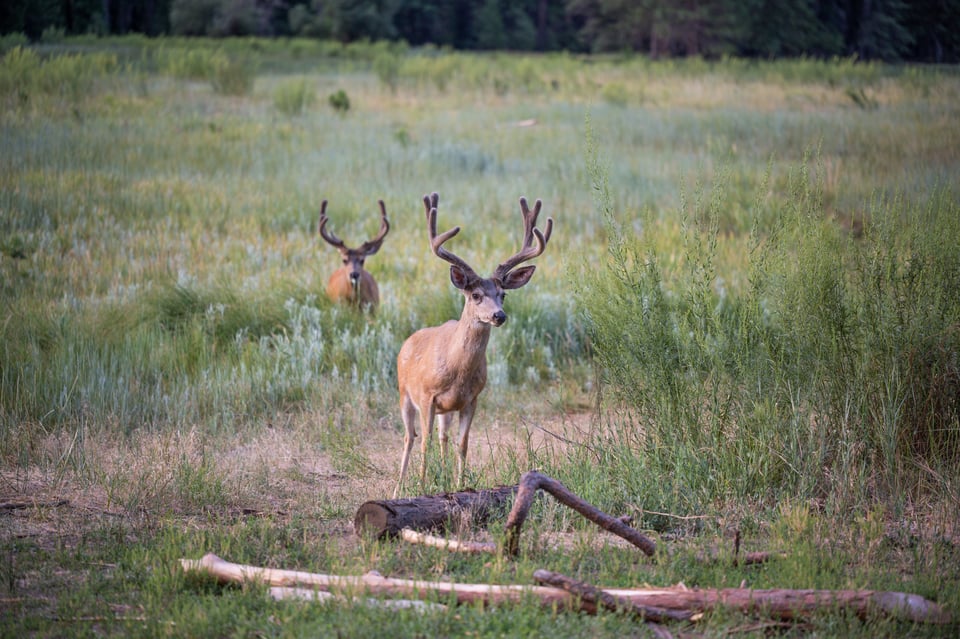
[3,0,958,62]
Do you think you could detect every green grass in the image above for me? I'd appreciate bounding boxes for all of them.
[1,37,958,637]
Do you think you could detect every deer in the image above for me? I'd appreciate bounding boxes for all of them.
[393,192,553,498]
[318,200,390,312]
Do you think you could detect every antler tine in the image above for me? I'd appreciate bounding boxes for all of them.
[424,192,478,276]
[494,197,552,280]
[318,200,346,248]
[360,200,391,254]
[518,197,554,247]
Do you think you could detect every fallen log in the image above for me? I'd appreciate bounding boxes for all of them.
[597,583,952,624]
[533,569,695,623]
[357,471,656,559]
[181,553,578,609]
[180,554,952,624]
[503,470,656,557]
[354,485,517,539]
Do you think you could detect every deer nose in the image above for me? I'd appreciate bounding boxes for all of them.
[349,271,360,282]
[492,310,507,325]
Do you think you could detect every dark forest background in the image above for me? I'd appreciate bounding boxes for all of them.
[3,0,958,62]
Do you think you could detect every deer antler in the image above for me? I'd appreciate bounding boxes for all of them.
[318,200,345,249]
[359,200,390,255]
[424,192,480,279]
[493,197,553,282]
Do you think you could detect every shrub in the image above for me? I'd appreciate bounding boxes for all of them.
[576,129,960,512]
[159,46,219,80]
[0,32,28,55]
[328,89,350,113]
[209,51,256,96]
[0,47,117,110]
[373,51,400,92]
[273,77,316,115]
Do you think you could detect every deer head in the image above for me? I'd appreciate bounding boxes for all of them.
[424,191,552,327]
[318,200,390,311]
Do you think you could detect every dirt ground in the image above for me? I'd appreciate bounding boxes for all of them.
[0,407,596,562]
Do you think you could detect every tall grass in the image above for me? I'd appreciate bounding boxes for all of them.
[576,137,960,517]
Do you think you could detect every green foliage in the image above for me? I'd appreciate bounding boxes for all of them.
[0,45,117,112]
[273,77,316,115]
[577,146,960,513]
[328,88,351,112]
[373,50,401,92]
[0,32,29,54]
[209,51,257,96]
[600,82,628,106]
[158,45,221,79]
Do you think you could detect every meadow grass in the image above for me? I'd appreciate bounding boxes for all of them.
[1,38,958,637]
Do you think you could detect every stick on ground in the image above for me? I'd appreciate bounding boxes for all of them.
[503,470,657,557]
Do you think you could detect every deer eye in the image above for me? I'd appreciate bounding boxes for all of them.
[471,291,482,302]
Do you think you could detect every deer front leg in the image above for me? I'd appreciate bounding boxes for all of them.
[455,400,477,487]
[437,412,456,486]
[417,403,437,490]
[394,394,419,499]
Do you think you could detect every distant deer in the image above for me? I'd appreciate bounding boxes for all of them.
[318,200,390,311]
[393,192,553,498]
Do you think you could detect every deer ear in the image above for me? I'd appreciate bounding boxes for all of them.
[501,265,536,290]
[449,265,473,290]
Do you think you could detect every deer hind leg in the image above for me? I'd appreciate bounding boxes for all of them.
[394,393,420,499]
[454,400,477,487]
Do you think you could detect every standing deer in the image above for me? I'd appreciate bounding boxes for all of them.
[318,200,390,311]
[394,192,553,498]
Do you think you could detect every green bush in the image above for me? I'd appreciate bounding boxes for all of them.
[209,51,256,96]
[273,77,316,115]
[328,88,350,113]
[159,46,219,80]
[373,51,401,92]
[0,32,28,55]
[0,46,117,110]
[576,136,960,514]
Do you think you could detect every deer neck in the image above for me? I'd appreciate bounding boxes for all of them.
[448,308,493,365]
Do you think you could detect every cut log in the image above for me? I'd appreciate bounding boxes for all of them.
[504,470,656,557]
[180,554,952,624]
[354,485,517,539]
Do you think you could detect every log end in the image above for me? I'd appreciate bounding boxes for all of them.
[354,501,392,539]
